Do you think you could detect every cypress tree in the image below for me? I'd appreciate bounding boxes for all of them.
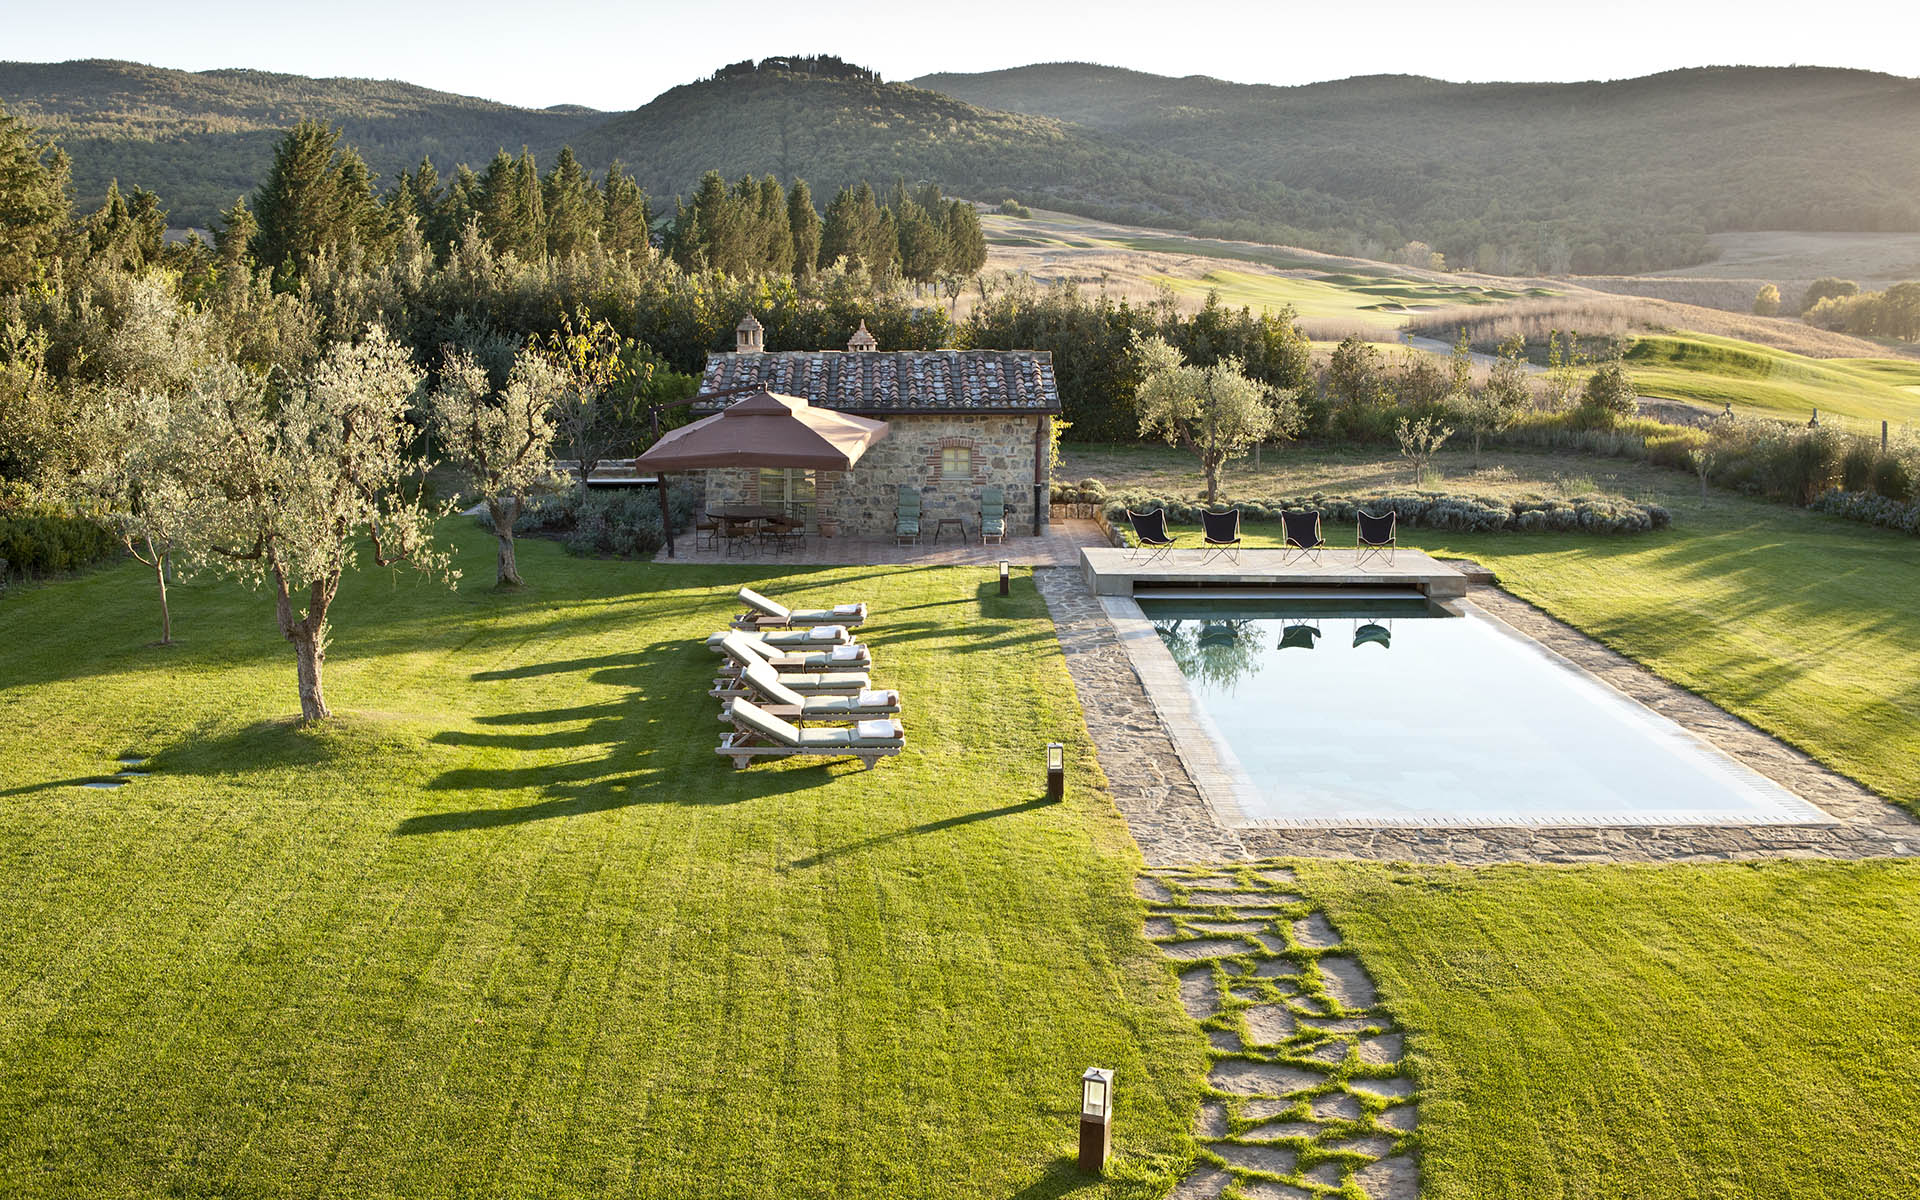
[214,195,257,269]
[510,150,545,262]
[943,199,987,275]
[0,101,72,292]
[601,163,651,259]
[474,150,520,258]
[252,120,346,278]
[818,184,860,272]
[543,146,601,261]
[128,187,167,265]
[757,175,793,276]
[787,179,820,279]
[87,181,142,269]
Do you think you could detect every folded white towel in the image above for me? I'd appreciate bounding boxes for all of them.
[856,689,896,708]
[829,644,861,662]
[856,719,900,741]
[834,603,863,617]
[809,624,842,640]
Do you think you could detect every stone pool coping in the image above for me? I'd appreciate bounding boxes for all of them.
[1038,568,1919,866]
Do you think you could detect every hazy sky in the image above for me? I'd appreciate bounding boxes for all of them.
[10,0,1915,110]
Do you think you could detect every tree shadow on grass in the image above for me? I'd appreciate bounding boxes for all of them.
[786,794,1056,870]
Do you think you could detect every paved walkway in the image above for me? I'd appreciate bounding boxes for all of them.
[1037,567,1920,866]
[1146,864,1418,1200]
[653,519,1106,567]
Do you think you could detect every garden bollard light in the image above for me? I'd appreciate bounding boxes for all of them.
[1047,742,1065,802]
[1078,1067,1113,1174]
[999,559,1010,595]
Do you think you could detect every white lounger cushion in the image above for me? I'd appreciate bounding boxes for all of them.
[787,602,868,624]
[729,700,904,749]
[737,586,789,620]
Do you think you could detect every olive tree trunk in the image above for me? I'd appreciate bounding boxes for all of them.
[489,497,524,587]
[146,536,173,645]
[275,574,335,723]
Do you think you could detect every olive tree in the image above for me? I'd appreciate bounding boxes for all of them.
[76,388,196,643]
[1133,334,1302,505]
[179,328,454,722]
[429,345,568,587]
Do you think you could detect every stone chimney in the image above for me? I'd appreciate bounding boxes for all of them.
[735,313,764,354]
[847,319,877,352]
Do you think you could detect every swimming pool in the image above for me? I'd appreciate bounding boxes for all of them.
[1135,598,1834,828]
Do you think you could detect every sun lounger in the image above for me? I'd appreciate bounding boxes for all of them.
[717,698,905,769]
[704,623,850,651]
[719,661,901,724]
[708,631,872,676]
[732,587,869,631]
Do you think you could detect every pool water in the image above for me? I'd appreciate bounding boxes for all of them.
[1138,598,1834,827]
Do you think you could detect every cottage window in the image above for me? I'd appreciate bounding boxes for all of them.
[940,446,972,479]
[758,468,816,516]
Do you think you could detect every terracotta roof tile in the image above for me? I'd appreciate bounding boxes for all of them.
[696,350,1060,415]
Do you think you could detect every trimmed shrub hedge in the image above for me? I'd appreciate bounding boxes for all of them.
[0,485,119,580]
[1809,489,1920,536]
[476,483,700,559]
[1104,490,1670,543]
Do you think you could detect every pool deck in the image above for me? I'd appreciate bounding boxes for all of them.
[1081,546,1468,598]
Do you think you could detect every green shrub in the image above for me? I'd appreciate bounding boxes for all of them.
[476,482,699,558]
[1870,454,1914,502]
[1840,442,1878,493]
[1104,489,1669,538]
[1810,489,1920,536]
[0,484,119,579]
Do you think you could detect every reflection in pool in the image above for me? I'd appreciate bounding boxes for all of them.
[1139,598,1833,827]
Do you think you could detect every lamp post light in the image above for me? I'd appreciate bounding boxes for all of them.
[999,559,1010,596]
[1046,742,1065,802]
[1078,1067,1114,1174]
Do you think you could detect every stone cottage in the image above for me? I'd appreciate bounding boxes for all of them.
[692,316,1061,540]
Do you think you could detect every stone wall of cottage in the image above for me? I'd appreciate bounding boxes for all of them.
[697,414,1052,540]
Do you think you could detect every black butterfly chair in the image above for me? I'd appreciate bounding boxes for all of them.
[1353,618,1392,650]
[1278,623,1321,650]
[1200,507,1242,564]
[1126,507,1177,563]
[1280,509,1324,565]
[1356,509,1398,566]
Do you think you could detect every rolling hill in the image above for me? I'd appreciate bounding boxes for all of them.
[915,63,1920,273]
[0,59,608,226]
[4,57,1919,275]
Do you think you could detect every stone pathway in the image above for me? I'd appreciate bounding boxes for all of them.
[1037,567,1920,866]
[1145,864,1419,1200]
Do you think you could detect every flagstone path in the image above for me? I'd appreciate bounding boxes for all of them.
[1144,864,1418,1200]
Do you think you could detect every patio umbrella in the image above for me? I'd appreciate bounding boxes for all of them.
[634,388,890,555]
[635,388,888,471]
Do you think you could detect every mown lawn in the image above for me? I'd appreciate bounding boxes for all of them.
[1300,859,1920,1200]
[0,524,1206,1199]
[1626,332,1920,428]
[1070,444,1920,811]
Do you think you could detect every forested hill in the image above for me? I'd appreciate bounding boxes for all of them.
[0,59,607,226]
[564,70,1343,240]
[914,63,1920,273]
[7,57,1920,273]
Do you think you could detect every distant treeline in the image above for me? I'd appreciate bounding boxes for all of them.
[712,56,880,83]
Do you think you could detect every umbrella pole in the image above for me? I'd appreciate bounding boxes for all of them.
[659,469,676,559]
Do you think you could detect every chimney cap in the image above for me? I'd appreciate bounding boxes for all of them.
[736,314,763,332]
[847,319,877,351]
